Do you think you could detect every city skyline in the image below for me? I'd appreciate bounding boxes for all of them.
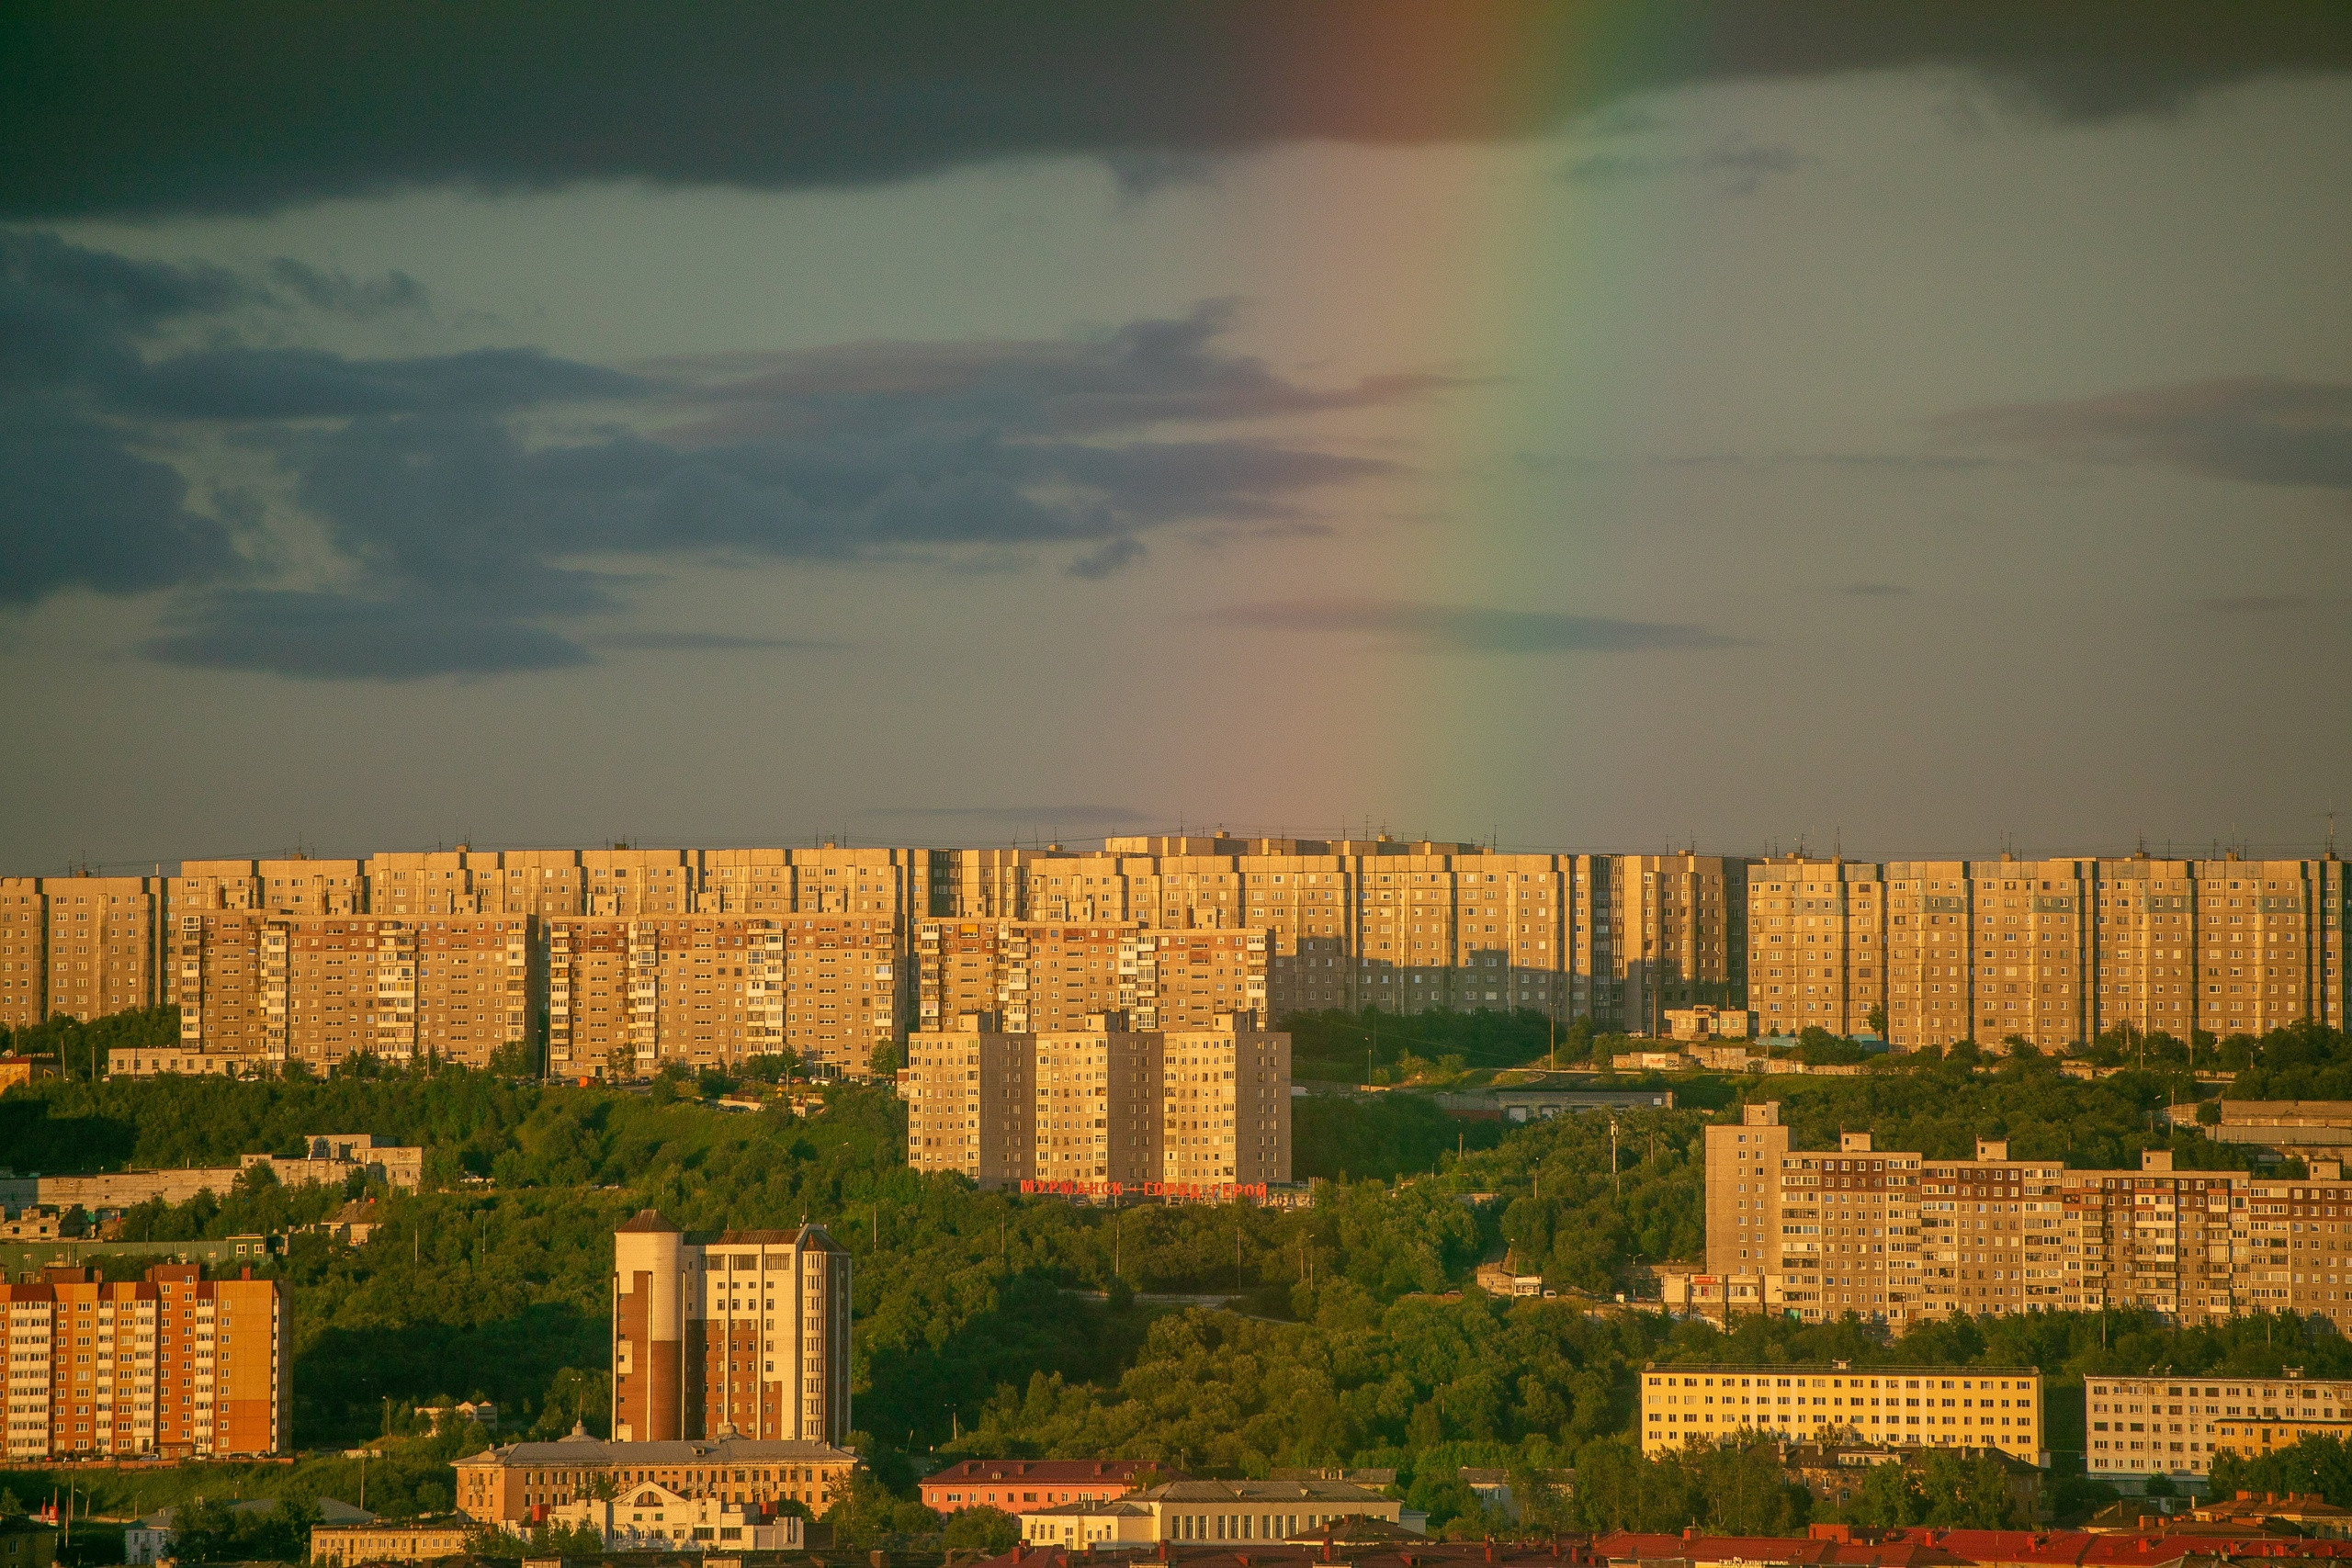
[4,6,2348,872]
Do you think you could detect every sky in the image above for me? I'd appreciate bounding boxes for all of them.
[4,2,2349,873]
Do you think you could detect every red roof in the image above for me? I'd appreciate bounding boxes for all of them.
[925,1460,1175,1488]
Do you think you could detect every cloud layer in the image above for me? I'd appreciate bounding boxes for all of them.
[1213,599,1738,654]
[5,3,2346,218]
[1,231,1440,677]
[1939,377,2352,490]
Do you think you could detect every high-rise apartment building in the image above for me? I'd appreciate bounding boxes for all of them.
[1705,1106,2352,1337]
[610,1212,851,1446]
[1748,853,2347,1049]
[0,1263,287,1461]
[928,836,1743,1031]
[1,878,49,1030]
[914,920,1265,1034]
[903,1010,1291,1196]
[162,914,537,1071]
[545,913,892,1079]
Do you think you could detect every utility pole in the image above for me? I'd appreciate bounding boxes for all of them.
[1611,1121,1621,1199]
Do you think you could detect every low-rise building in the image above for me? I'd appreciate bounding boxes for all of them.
[0,1056,58,1091]
[1611,1051,1688,1072]
[532,1480,802,1551]
[308,1517,471,1566]
[2086,1371,2352,1489]
[454,1427,857,1525]
[1668,1007,1755,1041]
[0,1520,56,1568]
[921,1458,1172,1514]
[1641,1364,2046,1465]
[1023,1477,1406,1544]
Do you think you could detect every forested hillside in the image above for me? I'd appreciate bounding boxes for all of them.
[6,1018,2352,1534]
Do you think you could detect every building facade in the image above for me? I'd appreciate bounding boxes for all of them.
[2086,1371,2352,1487]
[1021,1477,1405,1547]
[902,1011,1292,1196]
[454,1429,857,1524]
[545,913,893,1081]
[920,1458,1170,1514]
[1706,1104,2352,1335]
[1746,853,2347,1050]
[0,1264,287,1461]
[1640,1364,2045,1461]
[609,1212,852,1447]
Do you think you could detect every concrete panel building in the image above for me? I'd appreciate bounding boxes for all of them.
[904,1010,1290,1198]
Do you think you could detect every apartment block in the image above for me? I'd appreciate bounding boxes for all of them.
[546,913,890,1079]
[1747,853,2347,1051]
[166,915,535,1071]
[903,1010,1291,1197]
[609,1212,851,1446]
[1705,1104,2352,1339]
[2087,1371,2352,1486]
[1640,1364,2043,1462]
[28,876,165,1024]
[172,858,368,920]
[1,1263,287,1461]
[933,836,1712,1031]
[914,920,1268,1034]
[1,879,46,1029]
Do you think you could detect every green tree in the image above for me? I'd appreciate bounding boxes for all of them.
[942,1506,1018,1554]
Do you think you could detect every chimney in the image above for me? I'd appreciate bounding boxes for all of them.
[1683,1529,1697,1543]
[1157,1542,1169,1563]
[1486,1540,1498,1564]
[1015,1541,1028,1562]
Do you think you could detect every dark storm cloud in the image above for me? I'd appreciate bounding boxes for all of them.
[5,2,2344,218]
[140,590,594,680]
[1939,378,2352,490]
[127,346,647,421]
[585,630,842,651]
[2200,594,2312,614]
[1838,582,1912,597]
[0,230,1436,677]
[0,404,241,604]
[264,259,430,319]
[1212,600,1740,654]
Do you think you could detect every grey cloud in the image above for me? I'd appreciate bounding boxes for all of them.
[4,229,1432,677]
[586,630,841,650]
[1937,377,2352,489]
[0,404,240,604]
[1212,599,1741,654]
[266,259,430,318]
[140,590,593,680]
[1563,135,1812,195]
[5,3,2346,218]
[126,345,646,421]
[1067,536,1147,579]
[655,301,1464,445]
[1838,581,1911,597]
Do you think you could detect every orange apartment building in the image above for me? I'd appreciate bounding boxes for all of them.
[920,840,1747,1032]
[1748,853,2346,1049]
[609,1213,852,1446]
[0,1263,286,1461]
[546,913,894,1080]
[153,913,537,1072]
[903,1010,1292,1197]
